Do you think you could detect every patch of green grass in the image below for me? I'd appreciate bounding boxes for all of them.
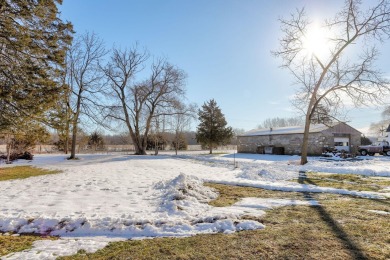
[299,173,390,192]
[0,234,56,257]
[60,183,390,260]
[0,166,61,181]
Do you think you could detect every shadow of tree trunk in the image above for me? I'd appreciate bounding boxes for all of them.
[298,176,368,260]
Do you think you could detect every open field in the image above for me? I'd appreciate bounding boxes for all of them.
[0,152,389,259]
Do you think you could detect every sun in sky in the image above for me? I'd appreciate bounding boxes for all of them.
[302,22,332,60]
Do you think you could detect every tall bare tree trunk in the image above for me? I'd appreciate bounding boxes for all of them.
[69,93,81,159]
[300,115,311,165]
[66,32,106,159]
[70,123,77,159]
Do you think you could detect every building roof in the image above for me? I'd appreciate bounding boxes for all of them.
[239,124,333,137]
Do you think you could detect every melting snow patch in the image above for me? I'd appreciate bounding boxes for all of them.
[2,238,111,260]
[367,210,390,215]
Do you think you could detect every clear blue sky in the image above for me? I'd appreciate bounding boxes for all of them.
[58,0,390,133]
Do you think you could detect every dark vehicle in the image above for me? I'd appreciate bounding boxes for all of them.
[358,141,390,156]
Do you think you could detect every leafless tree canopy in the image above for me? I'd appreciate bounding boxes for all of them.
[66,32,106,159]
[369,120,390,137]
[257,117,304,129]
[167,103,197,155]
[273,0,390,164]
[102,46,188,155]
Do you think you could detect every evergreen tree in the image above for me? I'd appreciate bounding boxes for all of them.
[196,99,233,154]
[0,0,73,131]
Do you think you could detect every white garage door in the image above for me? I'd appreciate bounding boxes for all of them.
[334,137,350,152]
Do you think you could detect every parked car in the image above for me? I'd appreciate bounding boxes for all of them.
[358,141,390,156]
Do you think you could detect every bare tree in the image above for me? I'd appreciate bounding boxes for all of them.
[369,120,389,137]
[273,0,390,165]
[368,105,390,137]
[257,117,304,129]
[169,104,197,155]
[103,46,187,155]
[67,32,106,159]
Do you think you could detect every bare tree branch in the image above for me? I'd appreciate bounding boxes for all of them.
[274,0,390,164]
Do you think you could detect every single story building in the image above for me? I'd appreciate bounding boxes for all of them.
[237,122,361,155]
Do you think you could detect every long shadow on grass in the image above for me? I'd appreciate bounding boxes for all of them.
[299,176,368,260]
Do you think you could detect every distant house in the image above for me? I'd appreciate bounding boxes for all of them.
[237,122,361,155]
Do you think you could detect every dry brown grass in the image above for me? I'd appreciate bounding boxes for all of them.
[298,172,390,192]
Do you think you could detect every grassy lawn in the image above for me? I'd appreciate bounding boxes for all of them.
[0,166,61,181]
[59,181,389,260]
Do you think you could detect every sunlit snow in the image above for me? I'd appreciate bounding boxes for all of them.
[1,152,389,259]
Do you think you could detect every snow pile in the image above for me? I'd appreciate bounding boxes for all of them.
[156,173,218,206]
[154,173,265,234]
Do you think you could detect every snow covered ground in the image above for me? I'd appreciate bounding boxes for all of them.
[1,152,389,259]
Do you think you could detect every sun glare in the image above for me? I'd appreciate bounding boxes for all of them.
[302,22,331,59]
